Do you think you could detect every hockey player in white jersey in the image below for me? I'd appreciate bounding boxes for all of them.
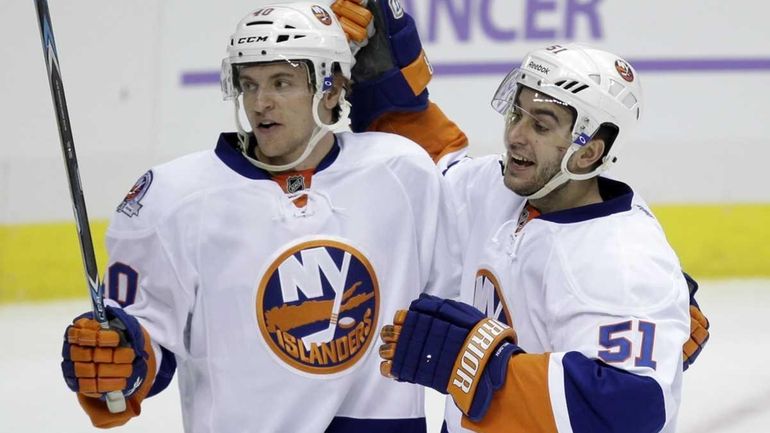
[382,46,690,433]
[59,3,460,432]
[331,2,710,432]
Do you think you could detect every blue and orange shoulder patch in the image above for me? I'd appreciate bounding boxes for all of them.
[117,171,153,217]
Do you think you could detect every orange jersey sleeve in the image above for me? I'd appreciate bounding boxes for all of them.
[367,101,468,165]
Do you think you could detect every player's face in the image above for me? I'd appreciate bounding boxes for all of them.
[238,62,324,167]
[502,87,574,196]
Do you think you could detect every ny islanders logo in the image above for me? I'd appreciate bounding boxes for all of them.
[256,240,379,374]
[473,269,512,325]
[311,5,333,25]
[615,59,635,82]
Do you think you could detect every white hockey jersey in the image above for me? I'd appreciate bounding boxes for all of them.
[442,155,690,433]
[103,132,461,433]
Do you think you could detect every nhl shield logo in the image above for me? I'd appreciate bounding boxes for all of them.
[473,269,512,326]
[286,175,305,194]
[117,170,153,217]
[256,239,380,375]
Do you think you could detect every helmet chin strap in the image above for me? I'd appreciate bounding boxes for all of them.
[234,89,351,173]
[522,142,614,200]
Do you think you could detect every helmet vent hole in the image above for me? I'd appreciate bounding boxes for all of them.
[246,21,273,26]
[621,92,638,109]
[294,34,306,40]
[261,50,267,55]
[608,79,624,97]
[284,25,296,29]
[572,84,589,94]
[562,81,578,90]
[277,35,290,43]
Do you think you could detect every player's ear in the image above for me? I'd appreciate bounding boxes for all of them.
[570,138,605,173]
[322,73,348,110]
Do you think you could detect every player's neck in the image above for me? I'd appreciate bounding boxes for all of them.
[258,131,335,173]
[293,132,335,171]
[529,178,602,214]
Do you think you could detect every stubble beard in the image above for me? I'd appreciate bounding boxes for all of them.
[503,157,562,197]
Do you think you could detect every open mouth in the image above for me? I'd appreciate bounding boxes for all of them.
[257,121,280,130]
[509,153,535,168]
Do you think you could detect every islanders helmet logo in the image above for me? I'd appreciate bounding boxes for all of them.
[311,5,332,25]
[257,239,379,375]
[473,269,512,326]
[615,59,635,82]
[117,170,153,217]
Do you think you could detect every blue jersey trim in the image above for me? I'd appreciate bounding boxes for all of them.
[326,416,427,433]
[538,178,634,224]
[562,351,665,433]
[214,133,340,179]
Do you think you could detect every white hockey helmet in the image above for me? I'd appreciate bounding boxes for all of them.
[222,2,353,99]
[221,2,354,172]
[492,44,643,199]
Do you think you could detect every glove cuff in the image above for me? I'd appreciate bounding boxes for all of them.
[447,318,517,415]
[465,342,525,421]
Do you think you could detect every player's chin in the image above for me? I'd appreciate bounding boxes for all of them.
[503,172,537,196]
[255,139,286,159]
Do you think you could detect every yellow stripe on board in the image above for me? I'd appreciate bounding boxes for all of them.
[0,204,768,303]
[0,220,109,303]
[651,204,770,278]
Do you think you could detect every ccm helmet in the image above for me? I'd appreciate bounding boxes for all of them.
[492,44,643,199]
[221,2,354,171]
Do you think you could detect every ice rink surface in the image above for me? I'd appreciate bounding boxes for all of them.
[2,279,768,433]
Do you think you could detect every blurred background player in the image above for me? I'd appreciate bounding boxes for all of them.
[332,1,710,432]
[59,2,461,432]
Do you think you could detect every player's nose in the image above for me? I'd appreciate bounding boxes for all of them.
[250,89,275,113]
[504,121,529,149]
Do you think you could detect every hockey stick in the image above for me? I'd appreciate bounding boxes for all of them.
[302,252,351,349]
[34,0,126,413]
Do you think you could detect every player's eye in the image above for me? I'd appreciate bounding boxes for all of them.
[533,121,550,134]
[274,79,292,90]
[240,81,257,92]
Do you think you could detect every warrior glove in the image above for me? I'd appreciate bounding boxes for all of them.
[379,294,523,421]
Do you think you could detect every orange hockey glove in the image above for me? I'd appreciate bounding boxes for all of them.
[331,0,374,54]
[61,305,156,427]
[683,273,710,370]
